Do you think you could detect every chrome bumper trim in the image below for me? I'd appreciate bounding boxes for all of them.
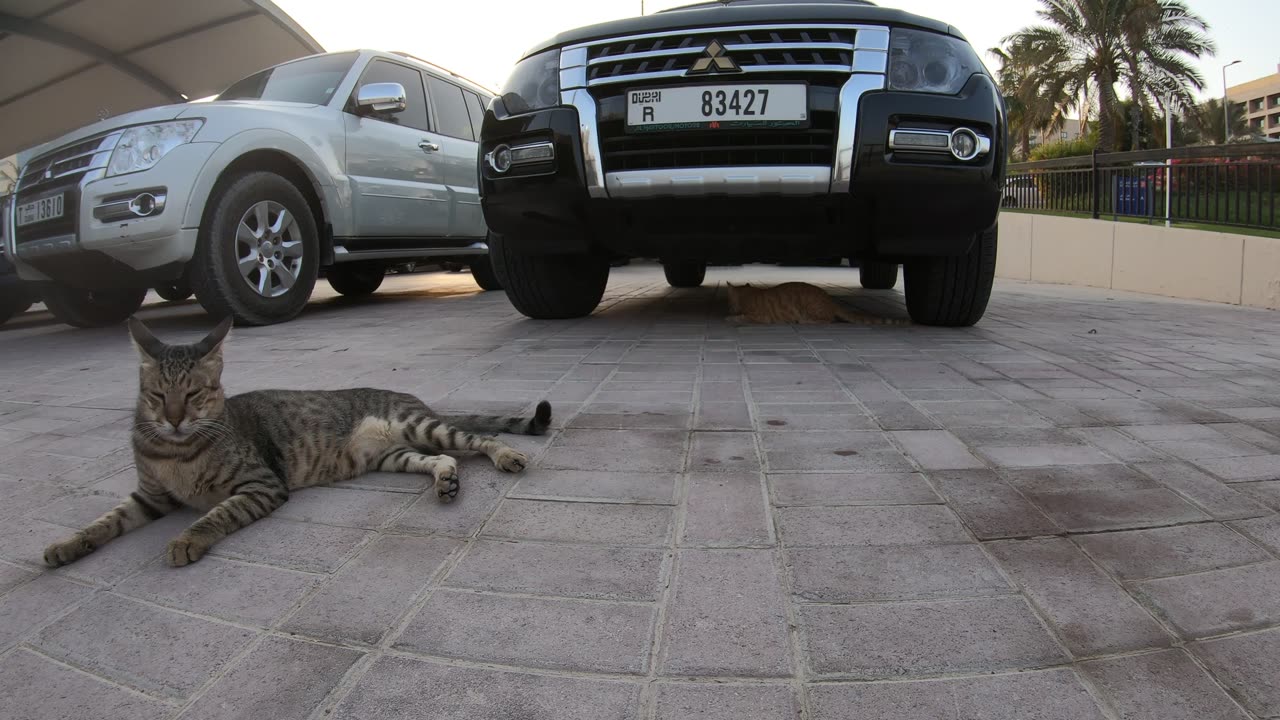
[888,128,992,158]
[604,166,830,199]
[831,73,886,193]
[561,88,608,198]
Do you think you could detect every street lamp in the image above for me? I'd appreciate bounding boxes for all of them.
[1222,59,1242,144]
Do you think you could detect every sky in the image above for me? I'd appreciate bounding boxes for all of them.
[275,0,1278,102]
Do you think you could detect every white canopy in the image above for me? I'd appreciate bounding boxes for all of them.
[0,0,323,165]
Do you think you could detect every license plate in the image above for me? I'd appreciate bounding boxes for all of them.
[626,84,807,132]
[15,194,64,227]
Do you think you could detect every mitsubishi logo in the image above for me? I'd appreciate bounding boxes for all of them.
[686,39,741,75]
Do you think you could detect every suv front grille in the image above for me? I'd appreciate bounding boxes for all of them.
[585,25,857,86]
[18,132,119,194]
[600,119,837,172]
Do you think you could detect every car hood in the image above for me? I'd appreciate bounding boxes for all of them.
[22,99,320,164]
[522,1,961,59]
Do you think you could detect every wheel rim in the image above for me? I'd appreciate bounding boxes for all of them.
[234,200,304,298]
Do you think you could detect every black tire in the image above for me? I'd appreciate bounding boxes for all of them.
[326,262,385,297]
[903,224,998,327]
[190,171,319,326]
[154,280,193,302]
[859,260,899,290]
[488,232,609,319]
[469,252,503,291]
[41,285,146,328]
[663,261,706,288]
[0,287,34,325]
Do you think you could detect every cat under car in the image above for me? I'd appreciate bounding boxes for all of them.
[43,318,551,568]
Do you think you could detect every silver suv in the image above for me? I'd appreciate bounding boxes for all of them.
[4,50,499,327]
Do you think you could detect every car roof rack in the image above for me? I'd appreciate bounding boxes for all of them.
[389,51,494,93]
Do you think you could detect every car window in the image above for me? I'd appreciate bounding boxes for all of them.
[426,76,474,141]
[462,90,485,139]
[353,60,431,132]
[218,52,357,104]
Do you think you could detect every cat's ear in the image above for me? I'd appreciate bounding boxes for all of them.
[194,317,233,358]
[127,316,165,361]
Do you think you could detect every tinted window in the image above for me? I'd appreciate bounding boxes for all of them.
[218,52,356,104]
[354,61,430,132]
[462,90,485,139]
[426,76,474,141]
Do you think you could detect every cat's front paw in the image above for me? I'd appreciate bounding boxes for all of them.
[493,447,529,473]
[167,535,210,567]
[43,535,93,567]
[434,459,460,503]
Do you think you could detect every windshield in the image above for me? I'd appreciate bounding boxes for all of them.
[217,52,357,104]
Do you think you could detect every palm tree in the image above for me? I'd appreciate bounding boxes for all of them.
[1190,98,1249,145]
[989,45,1072,160]
[1005,0,1215,152]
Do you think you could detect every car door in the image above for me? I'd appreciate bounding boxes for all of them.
[344,59,450,239]
[424,75,485,238]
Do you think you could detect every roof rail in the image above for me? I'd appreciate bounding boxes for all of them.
[389,51,494,93]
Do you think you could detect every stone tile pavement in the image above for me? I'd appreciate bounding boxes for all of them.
[1,263,1280,719]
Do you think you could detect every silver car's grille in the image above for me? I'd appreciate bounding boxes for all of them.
[584,25,858,86]
[18,132,119,192]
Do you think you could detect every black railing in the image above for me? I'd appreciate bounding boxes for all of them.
[1004,142,1280,231]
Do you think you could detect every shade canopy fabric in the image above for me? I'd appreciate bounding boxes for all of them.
[0,0,323,167]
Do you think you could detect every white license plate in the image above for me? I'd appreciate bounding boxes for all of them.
[627,84,807,131]
[15,194,64,227]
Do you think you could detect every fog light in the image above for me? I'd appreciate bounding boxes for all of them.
[129,192,157,216]
[487,145,513,173]
[950,128,980,161]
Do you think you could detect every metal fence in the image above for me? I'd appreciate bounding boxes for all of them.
[1004,142,1280,231]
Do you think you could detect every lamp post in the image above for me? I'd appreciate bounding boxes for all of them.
[1222,59,1242,144]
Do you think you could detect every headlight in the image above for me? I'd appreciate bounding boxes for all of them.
[500,49,561,114]
[888,29,983,95]
[107,119,204,177]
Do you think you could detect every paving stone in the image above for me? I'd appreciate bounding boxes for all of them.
[208,517,372,573]
[509,469,677,504]
[890,430,986,470]
[777,505,970,546]
[446,539,664,601]
[1002,464,1159,493]
[1229,513,1280,555]
[178,636,363,720]
[919,401,1053,429]
[799,596,1067,678]
[860,401,940,430]
[0,574,94,650]
[754,408,878,432]
[31,492,124,529]
[661,549,792,677]
[0,649,170,720]
[786,544,1011,602]
[394,588,654,674]
[1193,454,1280,481]
[119,555,317,626]
[332,655,641,720]
[760,431,914,472]
[682,472,772,546]
[1236,480,1280,510]
[271,486,414,529]
[694,402,754,430]
[978,443,1116,468]
[483,498,673,546]
[1148,438,1270,461]
[929,469,1062,539]
[1077,524,1274,581]
[1027,488,1210,532]
[542,429,686,472]
[1135,461,1271,520]
[391,468,515,537]
[570,403,692,430]
[807,668,1107,720]
[1193,627,1280,719]
[33,593,255,699]
[768,472,938,506]
[1081,650,1250,720]
[1071,427,1168,462]
[656,683,799,720]
[1136,561,1280,638]
[987,538,1171,656]
[0,561,36,595]
[282,534,459,644]
[688,432,759,472]
[1123,424,1228,441]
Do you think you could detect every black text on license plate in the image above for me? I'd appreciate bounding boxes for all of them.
[16,195,64,227]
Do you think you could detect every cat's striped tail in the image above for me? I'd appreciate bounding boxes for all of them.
[443,400,552,436]
[834,308,913,326]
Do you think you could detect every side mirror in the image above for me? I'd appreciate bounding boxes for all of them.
[356,82,407,114]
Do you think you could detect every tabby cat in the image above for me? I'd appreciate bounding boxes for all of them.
[726,282,910,325]
[43,317,551,568]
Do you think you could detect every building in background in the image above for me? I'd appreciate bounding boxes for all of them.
[1028,118,1085,147]
[1227,65,1280,140]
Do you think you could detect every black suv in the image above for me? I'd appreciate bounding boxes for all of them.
[480,0,1005,325]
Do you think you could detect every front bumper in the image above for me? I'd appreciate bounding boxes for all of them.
[481,57,1004,261]
[7,142,217,288]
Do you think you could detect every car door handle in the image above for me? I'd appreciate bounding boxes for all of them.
[419,140,440,152]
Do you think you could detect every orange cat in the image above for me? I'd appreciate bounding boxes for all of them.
[726,282,910,325]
